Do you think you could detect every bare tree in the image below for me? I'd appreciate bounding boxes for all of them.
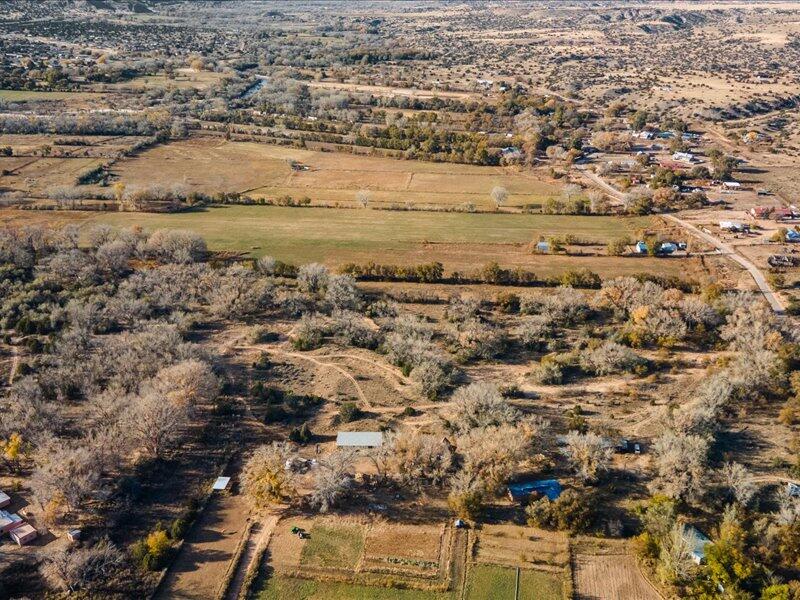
[490,186,508,210]
[40,538,123,592]
[389,431,453,489]
[310,450,354,512]
[123,390,190,459]
[562,431,612,482]
[325,274,360,310]
[721,462,757,508]
[652,431,709,502]
[658,523,697,585]
[450,382,519,434]
[355,189,370,208]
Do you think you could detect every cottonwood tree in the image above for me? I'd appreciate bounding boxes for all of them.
[652,431,709,502]
[389,431,453,489]
[208,264,273,318]
[310,450,354,513]
[458,423,533,493]
[145,360,220,407]
[450,382,519,434]
[123,390,190,459]
[658,523,697,585]
[143,229,207,263]
[30,444,102,513]
[721,462,757,508]
[242,443,296,509]
[490,186,508,209]
[562,431,612,482]
[40,539,123,593]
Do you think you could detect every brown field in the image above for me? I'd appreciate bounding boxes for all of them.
[105,137,560,209]
[573,552,661,600]
[473,524,569,572]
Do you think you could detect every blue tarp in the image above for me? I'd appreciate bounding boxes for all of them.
[507,479,562,502]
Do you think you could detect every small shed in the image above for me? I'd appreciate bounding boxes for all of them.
[722,181,742,190]
[786,230,800,243]
[0,491,10,509]
[10,523,37,546]
[720,221,745,232]
[507,479,562,503]
[536,241,550,253]
[684,525,712,565]
[787,482,800,498]
[0,510,23,534]
[659,242,678,254]
[635,241,648,254]
[212,477,231,491]
[336,431,383,448]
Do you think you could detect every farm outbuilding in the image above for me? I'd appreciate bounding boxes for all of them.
[0,490,10,508]
[9,523,37,546]
[0,510,23,534]
[336,431,383,448]
[507,479,562,503]
[788,482,800,498]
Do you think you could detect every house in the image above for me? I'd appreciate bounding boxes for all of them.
[336,431,383,448]
[9,523,37,546]
[722,181,742,190]
[787,482,800,498]
[635,241,648,254]
[774,208,797,221]
[659,242,678,254]
[684,525,712,565]
[671,152,696,163]
[786,229,800,242]
[507,479,562,503]
[536,241,550,253]
[0,510,23,534]
[750,206,773,219]
[0,490,10,509]
[720,221,746,232]
[500,146,523,160]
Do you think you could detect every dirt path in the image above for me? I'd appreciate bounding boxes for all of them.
[7,344,19,386]
[237,345,371,407]
[154,492,251,600]
[223,514,279,600]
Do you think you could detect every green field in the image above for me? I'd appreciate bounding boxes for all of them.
[1,205,714,279]
[257,576,453,600]
[61,205,652,266]
[464,565,563,600]
[300,524,364,570]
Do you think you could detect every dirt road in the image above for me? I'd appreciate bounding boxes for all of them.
[661,214,785,313]
[577,166,785,314]
[153,493,250,600]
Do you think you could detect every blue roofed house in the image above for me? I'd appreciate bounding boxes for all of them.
[786,229,800,242]
[659,242,678,254]
[635,241,648,254]
[507,479,562,503]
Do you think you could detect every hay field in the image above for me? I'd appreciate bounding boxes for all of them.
[0,90,101,101]
[108,137,560,209]
[0,206,727,279]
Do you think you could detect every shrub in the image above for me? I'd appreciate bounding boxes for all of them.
[525,488,593,533]
[338,402,362,423]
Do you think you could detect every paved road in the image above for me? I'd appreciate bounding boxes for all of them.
[577,166,785,314]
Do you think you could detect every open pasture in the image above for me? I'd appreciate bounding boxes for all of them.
[107,137,560,209]
[0,205,729,280]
